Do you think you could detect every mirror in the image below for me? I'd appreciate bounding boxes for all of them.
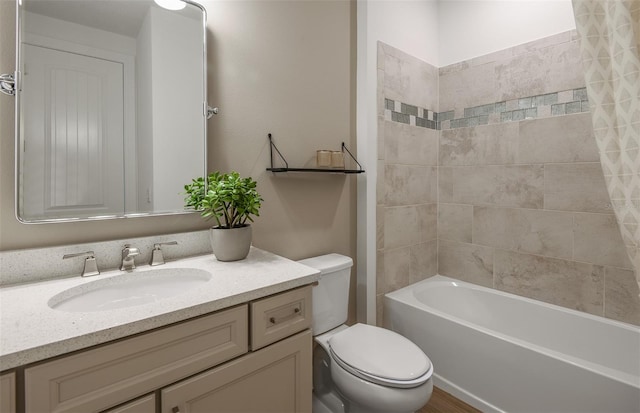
[15,0,207,222]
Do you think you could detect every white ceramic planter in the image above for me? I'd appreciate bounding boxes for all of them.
[209,225,252,261]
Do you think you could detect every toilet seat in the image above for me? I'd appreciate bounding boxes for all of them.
[328,323,432,389]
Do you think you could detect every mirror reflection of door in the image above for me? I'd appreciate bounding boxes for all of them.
[21,44,125,219]
[16,1,207,222]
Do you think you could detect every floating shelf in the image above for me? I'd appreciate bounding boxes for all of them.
[266,134,365,174]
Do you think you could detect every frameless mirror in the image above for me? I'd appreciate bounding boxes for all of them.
[15,0,208,222]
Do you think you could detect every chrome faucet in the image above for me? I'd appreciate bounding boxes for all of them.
[120,244,140,271]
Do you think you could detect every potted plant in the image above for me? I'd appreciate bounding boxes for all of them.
[184,171,263,261]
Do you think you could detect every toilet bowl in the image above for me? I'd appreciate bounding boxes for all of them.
[314,324,433,413]
[298,254,433,413]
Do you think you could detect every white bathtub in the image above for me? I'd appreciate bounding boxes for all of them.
[384,275,640,413]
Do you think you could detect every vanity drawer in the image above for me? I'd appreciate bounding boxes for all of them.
[102,394,155,413]
[25,305,248,413]
[250,285,312,350]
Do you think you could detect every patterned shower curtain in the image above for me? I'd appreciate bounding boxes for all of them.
[572,0,640,291]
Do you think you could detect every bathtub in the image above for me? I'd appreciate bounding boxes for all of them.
[384,275,640,413]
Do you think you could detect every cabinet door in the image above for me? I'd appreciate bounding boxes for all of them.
[162,330,312,413]
[25,305,248,413]
[0,372,16,413]
[102,394,155,413]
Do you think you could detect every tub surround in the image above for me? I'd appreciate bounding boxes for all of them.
[376,31,640,326]
[376,42,439,326]
[0,247,320,370]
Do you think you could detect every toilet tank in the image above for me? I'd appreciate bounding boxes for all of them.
[297,253,353,335]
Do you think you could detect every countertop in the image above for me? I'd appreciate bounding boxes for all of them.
[0,247,320,370]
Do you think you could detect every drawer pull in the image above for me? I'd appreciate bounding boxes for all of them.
[269,307,300,325]
[172,407,180,413]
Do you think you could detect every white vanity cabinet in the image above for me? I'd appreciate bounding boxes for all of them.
[21,285,313,413]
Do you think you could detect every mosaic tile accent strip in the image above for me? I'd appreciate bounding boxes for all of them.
[384,87,590,130]
[384,98,438,130]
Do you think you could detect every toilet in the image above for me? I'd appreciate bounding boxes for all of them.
[298,254,433,413]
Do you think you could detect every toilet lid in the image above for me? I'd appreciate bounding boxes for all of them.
[328,324,432,387]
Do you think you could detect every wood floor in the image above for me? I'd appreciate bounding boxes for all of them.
[418,387,482,413]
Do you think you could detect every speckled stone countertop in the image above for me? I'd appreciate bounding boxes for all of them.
[0,247,320,371]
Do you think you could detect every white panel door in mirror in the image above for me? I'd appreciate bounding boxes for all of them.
[21,44,125,220]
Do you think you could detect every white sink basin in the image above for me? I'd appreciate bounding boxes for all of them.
[49,268,212,312]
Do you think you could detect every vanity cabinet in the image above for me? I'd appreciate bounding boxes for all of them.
[22,285,312,413]
[0,372,16,413]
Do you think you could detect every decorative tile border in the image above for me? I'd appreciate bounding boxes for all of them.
[384,98,439,130]
[384,87,590,130]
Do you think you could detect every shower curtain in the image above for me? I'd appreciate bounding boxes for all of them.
[572,0,640,291]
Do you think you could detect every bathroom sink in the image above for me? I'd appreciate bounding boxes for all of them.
[49,268,212,312]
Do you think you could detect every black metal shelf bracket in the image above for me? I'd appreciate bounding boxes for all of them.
[268,133,289,170]
[266,133,365,174]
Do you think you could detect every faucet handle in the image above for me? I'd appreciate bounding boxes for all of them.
[150,241,178,266]
[63,251,100,277]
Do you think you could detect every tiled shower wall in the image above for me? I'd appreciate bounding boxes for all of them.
[377,32,640,326]
[376,43,439,325]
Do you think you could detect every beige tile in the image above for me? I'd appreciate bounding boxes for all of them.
[376,205,384,250]
[544,163,613,213]
[382,43,438,110]
[385,164,437,206]
[438,167,454,203]
[384,206,420,249]
[377,116,385,160]
[417,203,437,242]
[440,62,497,111]
[438,203,473,243]
[376,293,385,327]
[384,246,411,292]
[376,249,386,295]
[377,159,385,205]
[377,69,385,117]
[444,165,544,209]
[438,240,494,287]
[473,207,573,259]
[377,41,385,71]
[439,122,519,166]
[574,213,633,268]
[410,240,437,283]
[510,31,573,57]
[385,121,438,166]
[605,267,640,326]
[494,250,604,316]
[517,113,599,164]
[495,41,585,101]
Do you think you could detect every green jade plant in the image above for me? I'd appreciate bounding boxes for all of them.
[184,171,262,229]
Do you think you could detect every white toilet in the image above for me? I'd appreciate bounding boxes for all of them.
[298,254,433,413]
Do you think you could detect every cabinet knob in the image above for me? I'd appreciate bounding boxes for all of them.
[172,407,180,413]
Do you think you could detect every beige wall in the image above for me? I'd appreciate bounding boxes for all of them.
[0,0,357,293]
